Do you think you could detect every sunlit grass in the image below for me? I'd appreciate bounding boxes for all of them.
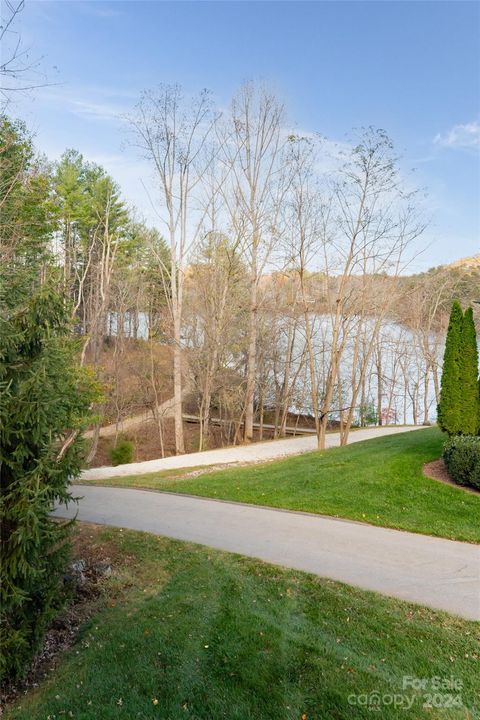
[6,524,480,720]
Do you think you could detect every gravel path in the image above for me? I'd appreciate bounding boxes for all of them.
[83,425,427,481]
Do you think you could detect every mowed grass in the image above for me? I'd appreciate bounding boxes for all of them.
[6,525,479,720]
[87,428,480,543]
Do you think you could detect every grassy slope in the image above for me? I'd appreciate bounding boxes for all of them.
[6,525,479,720]
[81,465,211,486]
[84,428,480,542]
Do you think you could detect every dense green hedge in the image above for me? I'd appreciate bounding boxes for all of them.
[442,436,480,490]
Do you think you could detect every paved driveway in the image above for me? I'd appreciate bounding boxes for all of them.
[83,425,427,481]
[55,484,480,621]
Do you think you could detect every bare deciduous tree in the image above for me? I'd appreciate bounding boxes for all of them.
[129,85,217,454]
[219,83,287,441]
[1,0,48,104]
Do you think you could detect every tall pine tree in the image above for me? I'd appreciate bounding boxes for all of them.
[437,301,464,434]
[0,118,97,681]
[460,307,480,435]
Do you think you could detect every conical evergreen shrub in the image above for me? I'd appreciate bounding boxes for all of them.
[460,307,480,435]
[437,301,464,434]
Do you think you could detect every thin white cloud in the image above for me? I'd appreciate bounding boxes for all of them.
[77,3,125,19]
[39,88,130,122]
[69,98,126,122]
[80,85,139,101]
[434,120,480,150]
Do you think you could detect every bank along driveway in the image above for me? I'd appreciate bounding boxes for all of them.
[55,485,480,621]
[82,424,427,481]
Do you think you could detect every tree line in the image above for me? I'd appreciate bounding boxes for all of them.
[1,81,478,683]
[2,0,477,685]
[3,86,479,465]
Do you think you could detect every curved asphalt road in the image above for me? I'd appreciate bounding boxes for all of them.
[55,485,480,621]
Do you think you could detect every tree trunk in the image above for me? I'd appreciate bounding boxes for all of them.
[243,281,258,442]
[432,362,440,406]
[278,320,296,438]
[258,388,264,440]
[199,362,214,452]
[423,368,430,424]
[86,419,101,464]
[172,305,185,454]
[376,352,383,426]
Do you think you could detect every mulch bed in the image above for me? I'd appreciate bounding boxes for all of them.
[0,525,117,713]
[423,459,480,495]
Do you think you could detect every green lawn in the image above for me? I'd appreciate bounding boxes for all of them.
[6,525,479,720]
[83,428,480,543]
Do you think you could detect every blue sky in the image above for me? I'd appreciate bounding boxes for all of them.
[11,0,480,270]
